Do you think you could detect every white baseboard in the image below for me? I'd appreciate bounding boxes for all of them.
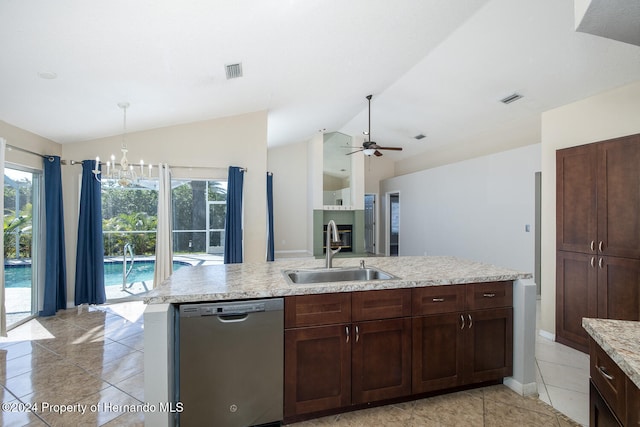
[504,377,539,397]
[538,329,555,341]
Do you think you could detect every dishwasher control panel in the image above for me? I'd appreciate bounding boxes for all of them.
[179,299,283,317]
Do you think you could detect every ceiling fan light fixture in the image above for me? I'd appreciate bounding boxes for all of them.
[363,148,376,156]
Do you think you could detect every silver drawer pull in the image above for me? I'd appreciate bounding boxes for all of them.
[432,298,445,302]
[590,240,595,251]
[598,366,614,381]
[598,241,604,252]
[483,293,496,298]
[355,325,360,343]
[468,314,473,329]
[346,326,349,343]
[460,314,465,330]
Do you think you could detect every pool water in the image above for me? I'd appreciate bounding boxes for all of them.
[4,261,189,288]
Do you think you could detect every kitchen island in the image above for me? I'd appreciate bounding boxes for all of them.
[143,256,535,426]
[582,318,640,425]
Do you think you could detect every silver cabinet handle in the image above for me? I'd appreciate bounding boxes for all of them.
[432,298,445,302]
[599,258,604,269]
[483,293,496,298]
[468,314,473,329]
[590,240,595,251]
[460,314,465,330]
[598,365,614,381]
[346,326,349,343]
[355,325,359,343]
[590,257,595,268]
[599,241,604,252]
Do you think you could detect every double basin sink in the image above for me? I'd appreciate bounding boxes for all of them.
[283,266,398,285]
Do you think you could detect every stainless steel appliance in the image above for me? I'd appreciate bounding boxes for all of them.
[177,298,284,426]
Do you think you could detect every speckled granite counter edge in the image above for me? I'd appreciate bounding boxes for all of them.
[143,256,531,305]
[582,318,640,389]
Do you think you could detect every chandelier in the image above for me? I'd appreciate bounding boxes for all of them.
[95,102,151,187]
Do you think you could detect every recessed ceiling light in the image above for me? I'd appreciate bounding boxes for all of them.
[37,71,57,80]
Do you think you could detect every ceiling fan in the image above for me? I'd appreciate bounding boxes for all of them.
[347,94,403,157]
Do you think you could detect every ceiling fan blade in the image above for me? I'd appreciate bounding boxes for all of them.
[346,149,363,155]
[374,150,383,157]
[376,146,403,151]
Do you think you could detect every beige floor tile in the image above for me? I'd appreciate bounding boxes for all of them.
[9,359,108,402]
[36,385,143,426]
[537,359,590,394]
[114,371,144,402]
[46,340,137,373]
[484,399,561,427]
[102,410,145,426]
[117,332,144,351]
[412,391,484,427]
[102,320,144,341]
[92,350,144,385]
[0,343,63,383]
[545,384,589,427]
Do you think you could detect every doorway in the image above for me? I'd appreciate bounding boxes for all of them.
[364,194,376,254]
[4,166,41,327]
[389,192,400,256]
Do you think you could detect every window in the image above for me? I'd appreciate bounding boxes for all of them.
[101,178,226,300]
[172,179,227,257]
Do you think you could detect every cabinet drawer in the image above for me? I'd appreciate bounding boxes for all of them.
[590,340,626,423]
[352,289,411,321]
[465,281,512,310]
[412,285,465,316]
[285,293,351,328]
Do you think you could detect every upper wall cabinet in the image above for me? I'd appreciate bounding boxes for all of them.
[557,134,640,259]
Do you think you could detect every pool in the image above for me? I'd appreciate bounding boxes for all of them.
[4,260,190,288]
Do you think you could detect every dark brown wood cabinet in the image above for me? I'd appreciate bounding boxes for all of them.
[284,290,412,420]
[285,284,513,422]
[284,324,351,418]
[589,338,640,426]
[351,317,411,404]
[556,134,640,352]
[412,282,513,394]
[556,251,598,351]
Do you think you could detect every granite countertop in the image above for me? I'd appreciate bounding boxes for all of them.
[582,318,640,389]
[143,255,530,305]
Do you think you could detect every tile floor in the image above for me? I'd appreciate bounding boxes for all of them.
[0,299,589,426]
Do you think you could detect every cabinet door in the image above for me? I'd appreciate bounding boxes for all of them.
[557,144,597,254]
[597,134,640,259]
[597,256,640,321]
[284,325,350,418]
[351,318,411,404]
[590,381,623,427]
[556,251,597,352]
[412,313,464,393]
[627,377,640,426]
[464,307,513,384]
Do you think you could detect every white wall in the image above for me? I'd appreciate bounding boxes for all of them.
[380,143,540,273]
[267,141,309,256]
[540,79,640,337]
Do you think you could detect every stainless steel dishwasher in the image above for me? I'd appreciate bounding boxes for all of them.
[177,298,284,427]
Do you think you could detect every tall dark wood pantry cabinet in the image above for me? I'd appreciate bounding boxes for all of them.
[556,133,640,352]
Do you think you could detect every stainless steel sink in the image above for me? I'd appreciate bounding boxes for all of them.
[282,267,398,285]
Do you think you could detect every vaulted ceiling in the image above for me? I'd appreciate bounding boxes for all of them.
[1,0,639,172]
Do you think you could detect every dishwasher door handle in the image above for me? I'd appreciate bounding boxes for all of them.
[216,313,250,323]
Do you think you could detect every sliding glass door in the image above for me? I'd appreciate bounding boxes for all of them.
[4,166,41,327]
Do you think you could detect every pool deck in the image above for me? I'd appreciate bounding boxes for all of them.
[5,254,224,328]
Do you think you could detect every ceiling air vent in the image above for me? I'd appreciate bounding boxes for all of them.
[500,93,523,104]
[225,63,243,80]
[414,133,426,140]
